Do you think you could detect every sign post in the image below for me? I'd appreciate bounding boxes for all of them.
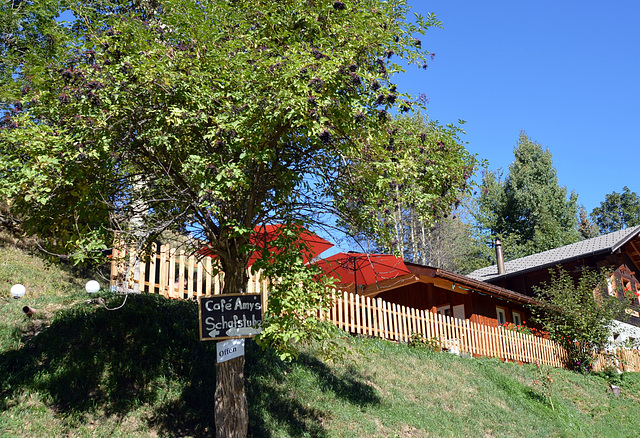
[199,293,263,341]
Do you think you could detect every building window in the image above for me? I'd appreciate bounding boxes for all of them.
[496,307,507,325]
[436,305,451,317]
[453,304,465,320]
[513,311,522,326]
[608,275,616,296]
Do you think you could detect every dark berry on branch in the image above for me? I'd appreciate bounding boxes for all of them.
[371,79,381,91]
[86,91,100,106]
[86,81,104,90]
[309,77,324,91]
[348,63,357,72]
[312,48,329,60]
[333,1,346,10]
[319,130,332,144]
[354,112,365,123]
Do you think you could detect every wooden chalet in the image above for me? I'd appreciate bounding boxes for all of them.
[467,226,640,341]
[349,262,539,328]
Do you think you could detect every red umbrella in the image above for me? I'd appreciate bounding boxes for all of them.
[315,252,410,290]
[199,224,333,267]
[247,224,333,266]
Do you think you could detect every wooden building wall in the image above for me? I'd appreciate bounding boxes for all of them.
[374,282,531,328]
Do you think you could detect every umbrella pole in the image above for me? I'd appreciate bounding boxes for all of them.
[353,258,357,293]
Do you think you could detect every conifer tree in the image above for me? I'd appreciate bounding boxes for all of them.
[474,132,581,260]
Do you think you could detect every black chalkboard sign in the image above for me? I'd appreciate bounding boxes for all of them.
[199,293,263,341]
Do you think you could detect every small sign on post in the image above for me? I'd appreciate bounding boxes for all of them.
[217,338,245,363]
[199,293,263,341]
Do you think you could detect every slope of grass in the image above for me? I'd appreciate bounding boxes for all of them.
[1,244,640,437]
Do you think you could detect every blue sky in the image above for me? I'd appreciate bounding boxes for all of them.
[398,0,640,214]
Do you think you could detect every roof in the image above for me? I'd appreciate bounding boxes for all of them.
[466,225,640,282]
[360,262,540,306]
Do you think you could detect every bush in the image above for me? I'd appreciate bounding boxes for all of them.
[531,267,628,371]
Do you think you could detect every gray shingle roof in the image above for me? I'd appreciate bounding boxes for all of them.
[466,226,640,282]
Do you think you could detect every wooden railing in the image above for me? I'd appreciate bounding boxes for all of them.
[111,244,640,370]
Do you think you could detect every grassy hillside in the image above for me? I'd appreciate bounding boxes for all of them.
[1,244,640,437]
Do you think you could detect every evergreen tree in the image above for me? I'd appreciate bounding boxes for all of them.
[474,132,581,260]
[578,206,599,239]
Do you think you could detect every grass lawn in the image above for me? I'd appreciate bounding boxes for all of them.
[1,244,640,437]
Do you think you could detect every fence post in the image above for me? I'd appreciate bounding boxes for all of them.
[355,292,361,335]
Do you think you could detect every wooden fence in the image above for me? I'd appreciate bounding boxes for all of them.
[110,244,640,371]
[593,348,640,372]
[110,243,268,298]
[327,290,567,368]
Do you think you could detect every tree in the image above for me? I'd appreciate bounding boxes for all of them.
[333,112,477,261]
[530,267,628,371]
[0,1,454,436]
[590,187,640,235]
[474,132,581,260]
[578,205,599,239]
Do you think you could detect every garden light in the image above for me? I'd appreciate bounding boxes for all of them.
[85,280,100,294]
[10,284,26,298]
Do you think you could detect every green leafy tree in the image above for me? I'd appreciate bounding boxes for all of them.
[334,112,477,259]
[412,215,482,273]
[474,132,581,260]
[0,0,449,436]
[531,267,627,371]
[590,187,640,235]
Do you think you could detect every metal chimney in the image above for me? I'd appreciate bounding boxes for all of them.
[495,239,506,275]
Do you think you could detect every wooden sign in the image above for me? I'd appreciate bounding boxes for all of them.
[625,308,640,318]
[199,293,263,341]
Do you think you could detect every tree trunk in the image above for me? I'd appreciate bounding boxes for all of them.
[215,356,249,438]
[420,221,427,265]
[215,249,250,438]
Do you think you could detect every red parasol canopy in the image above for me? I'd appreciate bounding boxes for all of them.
[200,224,334,267]
[315,252,410,289]
[246,224,333,266]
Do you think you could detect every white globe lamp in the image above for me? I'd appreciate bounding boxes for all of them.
[85,280,100,294]
[10,284,26,299]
